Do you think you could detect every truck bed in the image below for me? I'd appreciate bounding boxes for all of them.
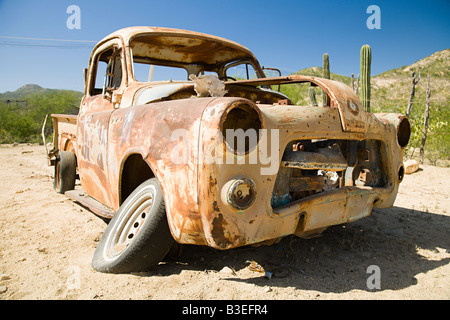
[43,114,78,165]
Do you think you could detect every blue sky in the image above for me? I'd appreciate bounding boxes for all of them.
[0,0,448,93]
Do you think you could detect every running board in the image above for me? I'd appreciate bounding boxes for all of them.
[65,189,115,219]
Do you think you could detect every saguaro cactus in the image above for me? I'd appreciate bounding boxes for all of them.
[360,44,371,112]
[308,87,318,106]
[322,53,330,107]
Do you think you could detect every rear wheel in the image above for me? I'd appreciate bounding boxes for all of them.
[91,178,174,273]
[54,151,76,194]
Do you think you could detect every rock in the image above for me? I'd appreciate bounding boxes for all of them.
[15,187,30,194]
[0,274,10,281]
[264,286,272,293]
[219,266,235,275]
[404,159,419,174]
[0,286,7,294]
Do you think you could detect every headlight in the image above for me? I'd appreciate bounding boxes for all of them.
[221,177,257,210]
[220,101,263,154]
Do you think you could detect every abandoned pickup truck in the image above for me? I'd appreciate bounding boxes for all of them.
[45,26,411,273]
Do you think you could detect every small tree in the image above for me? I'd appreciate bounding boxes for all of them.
[322,53,330,107]
[405,71,420,118]
[419,75,431,164]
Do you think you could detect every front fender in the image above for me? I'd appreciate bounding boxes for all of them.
[107,98,218,245]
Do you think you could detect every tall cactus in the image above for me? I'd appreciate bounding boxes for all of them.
[322,53,330,107]
[308,87,318,106]
[360,44,371,112]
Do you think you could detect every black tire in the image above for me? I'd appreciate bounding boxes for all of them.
[54,151,76,194]
[91,178,174,273]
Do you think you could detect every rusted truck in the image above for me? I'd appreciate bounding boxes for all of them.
[45,26,411,273]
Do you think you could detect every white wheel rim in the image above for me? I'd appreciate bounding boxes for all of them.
[103,184,156,260]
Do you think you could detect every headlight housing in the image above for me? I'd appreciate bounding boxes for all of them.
[220,101,263,155]
[375,113,411,149]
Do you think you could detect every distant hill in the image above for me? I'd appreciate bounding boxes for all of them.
[377,49,450,79]
[371,49,449,113]
[0,84,83,101]
[0,84,46,99]
[0,84,83,144]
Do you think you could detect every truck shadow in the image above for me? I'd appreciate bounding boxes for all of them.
[154,205,450,293]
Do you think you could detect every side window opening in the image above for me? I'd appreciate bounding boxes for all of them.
[91,47,122,96]
[93,60,107,94]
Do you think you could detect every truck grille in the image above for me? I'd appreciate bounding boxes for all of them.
[271,139,387,209]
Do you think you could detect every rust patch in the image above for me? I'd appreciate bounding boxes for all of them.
[209,176,217,189]
[211,213,232,249]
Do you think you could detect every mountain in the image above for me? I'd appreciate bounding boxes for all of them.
[371,49,449,113]
[378,49,450,79]
[1,84,46,98]
[0,84,83,101]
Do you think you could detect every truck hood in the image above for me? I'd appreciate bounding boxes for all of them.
[132,75,366,133]
[227,75,367,133]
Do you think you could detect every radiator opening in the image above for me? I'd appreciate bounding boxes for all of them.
[271,139,387,209]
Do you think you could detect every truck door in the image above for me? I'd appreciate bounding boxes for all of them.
[78,41,125,208]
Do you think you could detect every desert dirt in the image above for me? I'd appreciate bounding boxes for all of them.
[0,144,449,300]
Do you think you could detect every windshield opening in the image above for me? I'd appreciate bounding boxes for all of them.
[129,33,264,83]
[133,62,189,82]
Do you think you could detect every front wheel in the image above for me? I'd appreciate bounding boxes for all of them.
[91,178,174,273]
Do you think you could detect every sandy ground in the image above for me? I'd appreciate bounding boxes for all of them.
[0,144,449,300]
